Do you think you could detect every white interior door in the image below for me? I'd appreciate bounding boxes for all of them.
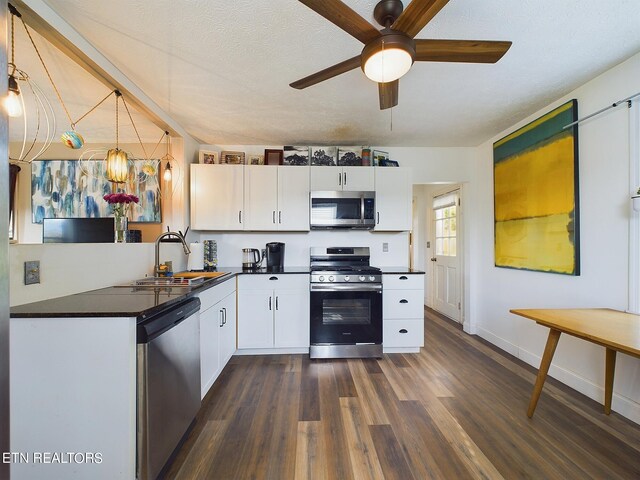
[431,190,462,321]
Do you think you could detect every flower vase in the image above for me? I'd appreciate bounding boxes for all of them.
[114,215,128,243]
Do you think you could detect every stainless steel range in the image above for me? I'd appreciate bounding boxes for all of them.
[309,247,383,359]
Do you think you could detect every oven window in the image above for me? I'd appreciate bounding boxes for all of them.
[312,198,361,220]
[322,298,371,325]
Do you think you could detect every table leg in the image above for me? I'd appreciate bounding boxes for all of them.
[527,329,561,418]
[604,348,617,415]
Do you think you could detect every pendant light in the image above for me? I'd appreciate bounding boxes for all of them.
[5,6,22,117]
[162,131,173,182]
[105,91,129,183]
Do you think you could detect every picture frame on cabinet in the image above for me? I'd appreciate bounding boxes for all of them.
[199,150,219,164]
[221,151,245,165]
[379,159,399,167]
[310,146,337,166]
[338,147,363,166]
[247,154,264,165]
[372,150,389,167]
[283,146,310,165]
[264,149,283,165]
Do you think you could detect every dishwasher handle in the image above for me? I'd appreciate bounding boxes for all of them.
[137,297,201,344]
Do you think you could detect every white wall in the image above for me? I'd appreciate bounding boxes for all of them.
[469,53,640,422]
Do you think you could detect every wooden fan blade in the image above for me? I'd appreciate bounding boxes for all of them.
[415,39,512,63]
[290,56,362,89]
[297,0,380,44]
[392,0,450,38]
[379,80,399,110]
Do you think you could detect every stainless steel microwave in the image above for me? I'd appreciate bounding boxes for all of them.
[310,191,375,229]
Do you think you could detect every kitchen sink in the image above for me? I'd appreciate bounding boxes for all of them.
[116,276,207,288]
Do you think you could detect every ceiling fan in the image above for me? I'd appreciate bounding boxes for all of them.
[290,0,512,109]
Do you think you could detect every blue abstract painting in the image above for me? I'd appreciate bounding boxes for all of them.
[31,160,161,223]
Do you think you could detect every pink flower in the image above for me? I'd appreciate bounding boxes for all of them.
[103,193,139,205]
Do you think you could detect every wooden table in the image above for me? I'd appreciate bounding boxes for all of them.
[510,308,640,418]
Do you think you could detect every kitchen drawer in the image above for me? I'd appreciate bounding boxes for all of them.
[197,279,236,312]
[383,319,424,348]
[239,273,309,291]
[383,289,424,319]
[383,274,424,290]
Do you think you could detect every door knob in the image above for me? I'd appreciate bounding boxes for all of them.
[430,258,437,262]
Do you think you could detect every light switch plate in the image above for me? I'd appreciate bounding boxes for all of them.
[382,243,389,252]
[24,261,40,285]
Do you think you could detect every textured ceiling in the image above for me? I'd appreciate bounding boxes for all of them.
[12,0,640,146]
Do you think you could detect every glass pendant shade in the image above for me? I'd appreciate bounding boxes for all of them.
[5,75,23,117]
[163,162,172,182]
[106,148,129,183]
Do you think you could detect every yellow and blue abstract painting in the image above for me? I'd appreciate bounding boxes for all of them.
[31,159,161,223]
[493,100,580,275]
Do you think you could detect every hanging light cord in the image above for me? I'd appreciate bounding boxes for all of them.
[121,94,149,160]
[9,10,16,75]
[73,90,115,128]
[148,131,168,159]
[19,15,74,127]
[114,91,120,149]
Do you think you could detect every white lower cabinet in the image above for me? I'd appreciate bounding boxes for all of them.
[383,274,425,351]
[197,279,237,398]
[238,274,310,351]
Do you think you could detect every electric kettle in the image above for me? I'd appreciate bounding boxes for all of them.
[242,248,263,270]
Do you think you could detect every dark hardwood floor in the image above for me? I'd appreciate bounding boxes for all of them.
[166,308,640,479]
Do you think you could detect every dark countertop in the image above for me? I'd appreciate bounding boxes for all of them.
[380,267,425,274]
[215,266,311,275]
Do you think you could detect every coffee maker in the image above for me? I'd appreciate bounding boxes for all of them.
[265,242,285,271]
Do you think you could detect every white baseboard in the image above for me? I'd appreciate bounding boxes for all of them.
[234,347,309,356]
[384,347,420,353]
[477,327,519,356]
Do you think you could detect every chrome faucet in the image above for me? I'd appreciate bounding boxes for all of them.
[154,231,191,276]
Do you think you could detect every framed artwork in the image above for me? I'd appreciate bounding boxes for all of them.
[31,159,162,223]
[264,149,283,165]
[493,99,580,275]
[199,150,219,164]
[380,159,399,167]
[372,150,389,166]
[338,147,363,166]
[310,146,337,166]
[283,146,310,165]
[247,154,264,165]
[221,151,245,165]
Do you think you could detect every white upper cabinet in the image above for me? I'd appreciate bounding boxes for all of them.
[278,166,310,230]
[310,166,374,191]
[375,167,412,231]
[190,164,244,231]
[244,166,309,231]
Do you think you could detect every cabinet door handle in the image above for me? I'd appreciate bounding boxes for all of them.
[275,296,279,310]
[239,210,242,224]
[222,307,227,325]
[279,211,282,224]
[273,210,276,224]
[269,276,278,281]
[269,296,272,310]
[338,172,342,186]
[343,172,347,186]
[399,329,408,334]
[399,276,408,280]
[219,309,224,327]
[399,299,408,304]
[377,212,380,225]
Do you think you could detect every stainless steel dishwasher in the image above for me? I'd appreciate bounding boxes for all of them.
[136,297,201,480]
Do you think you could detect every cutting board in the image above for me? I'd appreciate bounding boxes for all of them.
[174,271,230,279]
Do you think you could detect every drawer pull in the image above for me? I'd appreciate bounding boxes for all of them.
[399,329,408,334]
[269,276,279,280]
[399,275,408,280]
[399,299,408,304]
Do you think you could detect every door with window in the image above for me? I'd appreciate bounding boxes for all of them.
[431,190,461,321]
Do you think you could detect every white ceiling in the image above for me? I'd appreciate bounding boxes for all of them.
[10,0,640,146]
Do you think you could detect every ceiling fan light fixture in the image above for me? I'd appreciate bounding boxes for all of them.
[362,33,415,83]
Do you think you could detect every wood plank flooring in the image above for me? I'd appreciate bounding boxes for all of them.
[165,309,640,479]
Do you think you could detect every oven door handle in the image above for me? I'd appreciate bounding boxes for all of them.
[310,284,382,292]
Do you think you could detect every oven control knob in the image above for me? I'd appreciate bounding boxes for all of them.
[359,275,366,281]
[319,276,325,282]
[329,276,335,282]
[369,276,376,281]
[344,276,350,282]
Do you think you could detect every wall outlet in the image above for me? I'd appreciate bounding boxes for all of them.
[382,243,389,253]
[24,261,40,285]
[426,241,431,248]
